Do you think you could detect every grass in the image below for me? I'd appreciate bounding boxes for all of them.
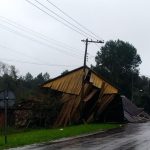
[0,123,121,149]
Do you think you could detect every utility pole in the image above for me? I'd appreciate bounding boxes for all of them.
[80,38,104,122]
[81,38,104,122]
[81,38,104,71]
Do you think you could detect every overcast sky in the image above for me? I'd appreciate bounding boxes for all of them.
[0,0,150,78]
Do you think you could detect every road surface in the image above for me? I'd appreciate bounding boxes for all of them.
[14,122,150,150]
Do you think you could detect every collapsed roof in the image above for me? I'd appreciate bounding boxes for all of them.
[41,66,119,126]
[41,66,118,95]
[41,66,149,126]
[122,96,150,122]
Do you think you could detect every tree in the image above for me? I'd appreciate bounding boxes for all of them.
[61,70,69,75]
[10,65,18,80]
[43,72,50,81]
[92,39,142,98]
[25,72,33,82]
[35,73,45,85]
[0,61,9,76]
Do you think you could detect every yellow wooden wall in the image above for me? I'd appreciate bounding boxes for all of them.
[42,67,118,95]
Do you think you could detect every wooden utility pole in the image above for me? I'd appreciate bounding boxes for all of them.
[80,38,104,122]
[81,38,104,71]
[81,38,104,94]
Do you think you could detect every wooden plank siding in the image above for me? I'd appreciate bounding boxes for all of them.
[42,68,87,95]
[90,73,118,94]
[41,66,119,127]
[42,66,118,95]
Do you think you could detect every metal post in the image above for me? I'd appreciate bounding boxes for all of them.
[4,89,8,144]
[148,78,150,94]
[131,71,134,102]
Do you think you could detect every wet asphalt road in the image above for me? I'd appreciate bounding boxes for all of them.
[15,122,150,150]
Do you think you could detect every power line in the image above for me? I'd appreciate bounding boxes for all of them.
[25,0,88,38]
[3,1,99,59]
[0,23,82,59]
[0,19,98,67]
[25,0,96,60]
[25,0,103,42]
[0,8,102,64]
[0,44,50,64]
[0,58,78,67]
[33,0,98,40]
[46,0,103,41]
[0,16,85,55]
[0,44,80,68]
[0,19,83,58]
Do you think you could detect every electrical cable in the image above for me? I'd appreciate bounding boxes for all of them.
[0,58,78,67]
[34,0,98,40]
[46,0,103,41]
[0,16,85,55]
[0,23,82,59]
[0,44,51,64]
[25,0,88,38]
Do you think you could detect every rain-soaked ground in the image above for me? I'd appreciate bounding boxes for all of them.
[14,122,150,150]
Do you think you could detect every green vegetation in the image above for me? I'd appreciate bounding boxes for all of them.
[1,39,150,113]
[92,39,142,98]
[0,123,121,149]
[92,39,150,113]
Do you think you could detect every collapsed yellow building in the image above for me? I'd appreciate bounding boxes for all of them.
[41,66,120,127]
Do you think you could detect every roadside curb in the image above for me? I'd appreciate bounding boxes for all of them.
[48,126,123,144]
[8,125,124,150]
